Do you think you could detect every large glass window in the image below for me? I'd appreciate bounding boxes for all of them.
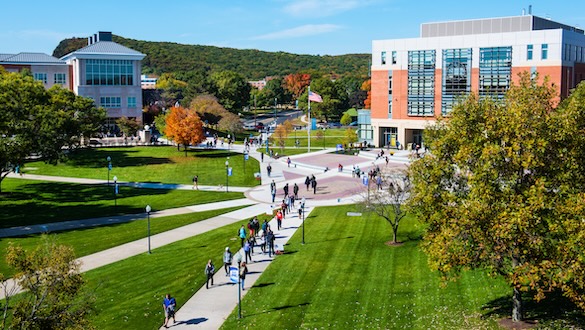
[542,44,548,60]
[407,50,435,116]
[127,97,137,108]
[86,59,134,86]
[100,96,121,108]
[34,73,47,84]
[442,48,472,115]
[479,47,512,99]
[527,44,533,60]
[391,51,397,64]
[388,70,393,118]
[381,51,386,65]
[54,73,66,84]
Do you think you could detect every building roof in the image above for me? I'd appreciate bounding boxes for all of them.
[0,52,66,65]
[61,41,145,60]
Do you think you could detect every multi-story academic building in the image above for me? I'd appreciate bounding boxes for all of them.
[1,32,145,128]
[369,14,585,148]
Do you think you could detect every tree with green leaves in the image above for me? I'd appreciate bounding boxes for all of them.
[340,112,352,126]
[407,73,585,322]
[1,236,94,329]
[0,70,105,193]
[115,116,141,137]
[210,70,250,112]
[343,128,357,150]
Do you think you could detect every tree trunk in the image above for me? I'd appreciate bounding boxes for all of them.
[512,286,523,321]
[392,225,398,243]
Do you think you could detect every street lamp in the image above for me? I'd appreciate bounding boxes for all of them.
[234,252,243,319]
[106,156,112,185]
[146,205,152,254]
[301,197,306,244]
[225,158,230,193]
[113,176,118,208]
[274,97,277,124]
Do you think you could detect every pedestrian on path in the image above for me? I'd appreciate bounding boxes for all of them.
[239,262,248,290]
[261,152,264,162]
[271,185,276,203]
[280,200,287,218]
[267,164,272,176]
[287,157,291,167]
[305,176,311,191]
[192,175,199,190]
[376,175,382,190]
[266,229,275,257]
[283,183,289,198]
[205,259,215,289]
[244,240,252,263]
[276,210,283,230]
[223,247,232,276]
[239,225,247,247]
[162,294,176,328]
[311,177,317,194]
[293,183,299,199]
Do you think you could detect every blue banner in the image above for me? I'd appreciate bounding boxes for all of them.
[362,177,368,186]
[311,118,317,130]
[108,164,112,171]
[228,167,233,176]
[115,184,119,194]
[244,154,249,161]
[229,266,238,283]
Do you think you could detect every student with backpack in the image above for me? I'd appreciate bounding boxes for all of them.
[204,259,215,289]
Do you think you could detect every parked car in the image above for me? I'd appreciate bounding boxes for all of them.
[329,122,342,128]
[316,122,329,129]
[349,121,358,127]
[243,123,256,130]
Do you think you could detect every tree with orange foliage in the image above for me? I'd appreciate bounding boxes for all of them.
[164,106,206,156]
[283,73,312,99]
[361,79,371,109]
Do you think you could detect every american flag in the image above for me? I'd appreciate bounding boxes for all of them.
[308,91,323,103]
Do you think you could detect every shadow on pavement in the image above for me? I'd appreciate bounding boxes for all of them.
[175,317,208,325]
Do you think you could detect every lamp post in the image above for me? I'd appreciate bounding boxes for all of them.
[274,97,277,124]
[225,158,229,193]
[146,205,151,254]
[301,197,306,244]
[243,151,248,174]
[113,176,118,208]
[106,156,112,185]
[234,252,243,319]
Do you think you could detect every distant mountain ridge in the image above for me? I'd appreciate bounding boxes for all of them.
[53,35,370,80]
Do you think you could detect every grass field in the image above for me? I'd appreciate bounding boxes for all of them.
[0,178,243,228]
[20,146,261,187]
[83,213,274,329]
[219,205,584,329]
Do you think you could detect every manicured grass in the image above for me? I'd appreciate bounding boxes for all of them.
[83,213,274,329]
[221,205,513,329]
[0,178,243,228]
[0,206,244,278]
[21,146,260,186]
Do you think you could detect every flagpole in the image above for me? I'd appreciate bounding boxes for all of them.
[308,85,311,153]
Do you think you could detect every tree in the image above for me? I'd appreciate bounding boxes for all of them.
[190,94,228,128]
[272,125,288,152]
[363,170,411,244]
[0,70,105,193]
[153,112,168,137]
[156,73,188,107]
[2,236,94,329]
[210,70,251,112]
[164,106,206,156]
[343,128,358,149]
[362,79,371,109]
[340,112,352,126]
[115,116,141,137]
[407,72,585,322]
[283,73,311,100]
[314,129,325,150]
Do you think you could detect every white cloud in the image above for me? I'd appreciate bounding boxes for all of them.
[283,0,367,17]
[251,24,342,40]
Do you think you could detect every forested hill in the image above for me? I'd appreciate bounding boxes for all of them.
[53,35,370,79]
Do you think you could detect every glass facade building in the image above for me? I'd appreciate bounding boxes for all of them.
[407,50,436,116]
[441,48,472,115]
[479,47,512,99]
[85,59,134,86]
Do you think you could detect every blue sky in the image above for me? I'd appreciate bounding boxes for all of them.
[1,0,584,56]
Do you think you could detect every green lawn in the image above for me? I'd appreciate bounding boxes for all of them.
[20,146,260,186]
[0,178,243,228]
[221,205,509,329]
[0,206,244,278]
[83,213,274,329]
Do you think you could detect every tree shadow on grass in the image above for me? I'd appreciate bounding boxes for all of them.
[482,291,585,327]
[63,148,172,168]
[252,282,275,288]
[245,302,311,317]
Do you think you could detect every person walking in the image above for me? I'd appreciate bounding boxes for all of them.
[223,247,232,276]
[239,225,247,247]
[162,294,176,328]
[205,259,215,289]
[305,175,310,191]
[239,262,248,290]
[271,185,277,203]
[311,177,317,194]
[293,183,299,200]
[267,164,272,176]
[192,175,198,190]
[376,175,383,190]
[252,217,260,237]
[244,239,252,263]
[266,229,275,257]
[261,152,264,162]
[283,183,289,198]
[276,210,283,230]
[287,157,291,167]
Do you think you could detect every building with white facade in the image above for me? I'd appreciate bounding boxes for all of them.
[370,15,585,148]
[0,52,71,90]
[61,32,146,127]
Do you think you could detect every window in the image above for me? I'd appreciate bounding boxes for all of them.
[54,73,66,84]
[442,48,472,115]
[86,59,134,86]
[542,44,548,60]
[391,51,397,64]
[34,73,47,84]
[479,46,512,99]
[381,51,387,65]
[127,97,137,108]
[100,97,121,108]
[527,44,533,60]
[388,71,393,118]
[407,50,436,116]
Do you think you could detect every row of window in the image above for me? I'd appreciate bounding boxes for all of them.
[99,96,137,108]
[33,73,66,85]
[526,44,548,60]
[85,59,135,86]
[563,44,585,62]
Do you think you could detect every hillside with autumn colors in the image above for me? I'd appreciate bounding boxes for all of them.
[52,35,369,80]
